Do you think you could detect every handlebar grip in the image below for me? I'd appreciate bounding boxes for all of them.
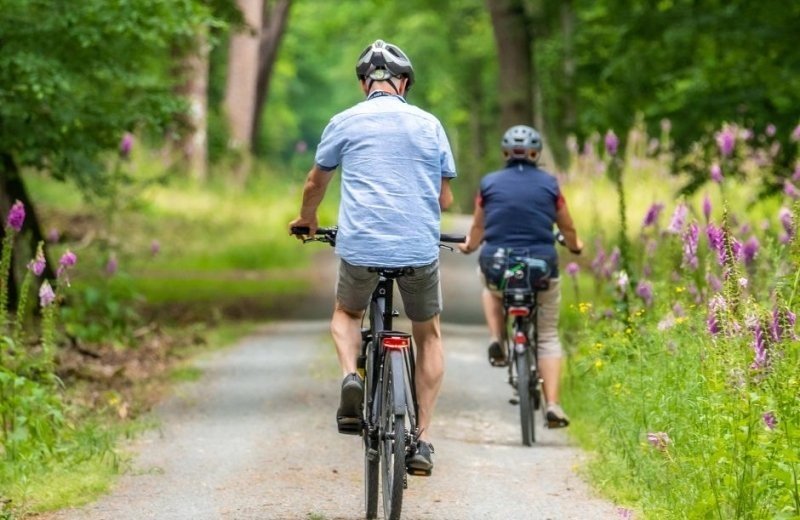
[440,233,466,244]
[290,226,310,235]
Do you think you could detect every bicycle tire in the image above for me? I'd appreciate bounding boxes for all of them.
[380,352,406,520]
[364,345,379,519]
[516,349,535,446]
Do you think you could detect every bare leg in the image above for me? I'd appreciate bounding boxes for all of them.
[538,357,562,404]
[411,315,444,442]
[481,288,505,343]
[330,303,363,376]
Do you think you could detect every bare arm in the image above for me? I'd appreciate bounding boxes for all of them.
[439,177,454,210]
[458,201,485,255]
[288,165,334,238]
[555,201,583,254]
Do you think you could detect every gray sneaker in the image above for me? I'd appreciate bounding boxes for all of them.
[407,441,434,476]
[545,403,570,428]
[336,373,363,435]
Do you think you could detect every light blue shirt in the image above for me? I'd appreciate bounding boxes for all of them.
[315,93,457,267]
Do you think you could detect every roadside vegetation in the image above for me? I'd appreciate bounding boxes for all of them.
[561,122,800,518]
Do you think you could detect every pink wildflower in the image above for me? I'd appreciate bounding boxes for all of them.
[5,200,25,232]
[710,163,723,183]
[605,130,619,156]
[39,280,55,307]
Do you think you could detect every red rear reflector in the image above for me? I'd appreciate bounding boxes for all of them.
[382,336,410,349]
[508,307,530,317]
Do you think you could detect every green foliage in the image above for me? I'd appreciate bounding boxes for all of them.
[0,0,230,191]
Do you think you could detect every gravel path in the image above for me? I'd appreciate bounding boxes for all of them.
[41,218,621,519]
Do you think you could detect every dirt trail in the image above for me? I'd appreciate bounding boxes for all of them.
[40,218,621,519]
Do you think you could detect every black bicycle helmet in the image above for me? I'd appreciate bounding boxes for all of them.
[355,39,415,91]
[501,125,543,164]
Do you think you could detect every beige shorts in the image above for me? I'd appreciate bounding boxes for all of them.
[337,259,442,322]
[479,268,563,359]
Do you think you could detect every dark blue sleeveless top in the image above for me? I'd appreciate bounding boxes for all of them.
[478,161,561,277]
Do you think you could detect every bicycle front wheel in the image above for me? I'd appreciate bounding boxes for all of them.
[516,348,535,446]
[380,351,407,520]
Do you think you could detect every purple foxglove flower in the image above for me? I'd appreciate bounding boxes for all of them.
[666,203,688,234]
[706,272,722,292]
[119,132,134,158]
[739,223,751,235]
[565,262,579,277]
[792,124,800,142]
[605,130,619,156]
[702,193,712,222]
[151,239,161,256]
[710,163,723,183]
[608,247,621,271]
[6,200,25,232]
[57,250,77,278]
[743,236,759,265]
[766,124,777,137]
[39,280,55,307]
[682,223,699,270]
[642,203,664,228]
[635,279,654,306]
[27,248,46,277]
[716,126,736,157]
[779,207,793,236]
[762,411,777,430]
[106,255,118,276]
[59,250,77,268]
[47,228,60,243]
[706,224,725,265]
[646,431,671,450]
[617,270,629,291]
[751,323,767,369]
[785,180,799,199]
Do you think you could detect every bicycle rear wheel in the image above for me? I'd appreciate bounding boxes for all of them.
[364,344,379,519]
[380,352,406,520]
[515,349,535,446]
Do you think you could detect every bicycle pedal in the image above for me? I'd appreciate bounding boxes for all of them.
[407,468,432,477]
[336,418,362,436]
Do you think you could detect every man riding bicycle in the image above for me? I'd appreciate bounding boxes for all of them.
[289,39,456,473]
[459,125,582,428]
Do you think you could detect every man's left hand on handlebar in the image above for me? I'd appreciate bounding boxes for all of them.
[288,217,317,240]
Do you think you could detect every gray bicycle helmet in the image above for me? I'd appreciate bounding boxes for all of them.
[502,125,543,164]
[355,39,415,92]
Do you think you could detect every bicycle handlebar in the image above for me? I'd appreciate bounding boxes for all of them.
[291,226,466,244]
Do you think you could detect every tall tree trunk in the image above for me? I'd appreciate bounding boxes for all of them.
[251,0,292,153]
[0,154,56,311]
[177,33,210,182]
[223,0,263,154]
[485,0,534,132]
[166,33,211,181]
[560,0,577,135]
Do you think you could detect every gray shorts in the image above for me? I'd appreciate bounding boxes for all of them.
[336,259,442,322]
